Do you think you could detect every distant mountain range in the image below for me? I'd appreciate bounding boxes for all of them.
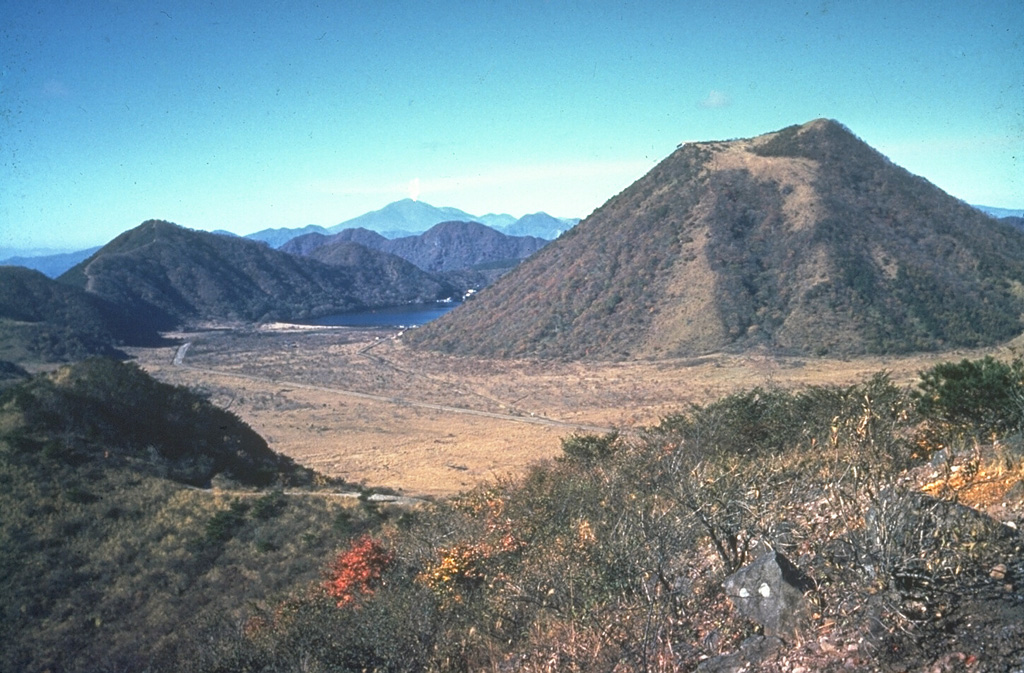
[975,206,1024,219]
[246,199,578,247]
[1,211,557,363]
[0,246,102,278]
[407,119,1024,360]
[4,136,1024,367]
[282,220,548,273]
[8,198,1019,279]
[237,224,330,248]
[1,201,577,278]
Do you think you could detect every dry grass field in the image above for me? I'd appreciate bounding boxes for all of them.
[129,324,1023,498]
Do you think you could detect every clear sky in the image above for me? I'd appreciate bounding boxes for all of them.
[2,0,1022,250]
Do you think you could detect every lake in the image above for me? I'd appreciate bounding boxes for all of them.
[305,302,459,327]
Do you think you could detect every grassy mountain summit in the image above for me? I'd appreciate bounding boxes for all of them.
[59,220,457,328]
[407,119,1024,360]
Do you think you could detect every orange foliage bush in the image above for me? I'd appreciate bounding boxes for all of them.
[324,536,393,607]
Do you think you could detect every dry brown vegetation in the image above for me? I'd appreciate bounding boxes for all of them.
[130,324,1023,498]
[408,120,1024,361]
[180,347,1024,673]
[7,326,1023,672]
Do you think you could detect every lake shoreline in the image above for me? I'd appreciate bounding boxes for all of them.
[298,301,461,328]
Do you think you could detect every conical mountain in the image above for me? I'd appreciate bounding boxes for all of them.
[327,198,477,236]
[59,220,456,328]
[407,119,1024,360]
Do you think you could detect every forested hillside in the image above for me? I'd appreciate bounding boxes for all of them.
[0,359,381,671]
[0,266,160,363]
[59,220,458,329]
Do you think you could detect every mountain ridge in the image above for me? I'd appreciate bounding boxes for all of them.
[327,199,478,238]
[0,247,102,278]
[244,224,331,248]
[232,200,578,247]
[407,119,1024,360]
[58,220,457,329]
[282,220,547,274]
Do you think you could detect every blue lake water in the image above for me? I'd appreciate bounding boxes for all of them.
[306,302,459,327]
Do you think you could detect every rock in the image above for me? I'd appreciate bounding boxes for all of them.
[722,550,812,643]
[930,448,950,468]
[1005,479,1024,503]
[865,489,1018,565]
[996,434,1024,464]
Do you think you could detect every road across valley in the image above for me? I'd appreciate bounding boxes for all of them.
[171,342,614,435]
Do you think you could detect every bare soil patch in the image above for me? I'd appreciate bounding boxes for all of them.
[130,324,1021,498]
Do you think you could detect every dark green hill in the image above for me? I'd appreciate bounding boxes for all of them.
[408,119,1024,360]
[281,227,389,256]
[286,221,547,274]
[0,265,160,362]
[59,220,458,328]
[304,239,465,298]
[1,358,309,487]
[381,221,547,273]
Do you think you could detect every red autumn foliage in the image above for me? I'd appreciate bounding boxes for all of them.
[324,536,394,607]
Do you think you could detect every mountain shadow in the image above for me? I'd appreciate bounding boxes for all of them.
[0,266,163,362]
[407,119,1024,360]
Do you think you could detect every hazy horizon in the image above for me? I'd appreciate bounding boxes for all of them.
[3,1,1022,250]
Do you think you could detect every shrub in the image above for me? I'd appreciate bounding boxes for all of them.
[913,355,1024,438]
[560,431,620,463]
[204,500,248,544]
[251,490,286,520]
[324,535,394,607]
[417,541,489,606]
[167,372,1019,672]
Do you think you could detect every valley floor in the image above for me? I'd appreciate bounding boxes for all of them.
[129,324,1024,498]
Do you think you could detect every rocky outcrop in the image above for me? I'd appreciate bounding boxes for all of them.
[722,550,812,643]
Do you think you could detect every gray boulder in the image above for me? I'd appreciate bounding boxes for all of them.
[722,550,812,643]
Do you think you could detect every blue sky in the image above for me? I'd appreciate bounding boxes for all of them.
[2,0,1022,250]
